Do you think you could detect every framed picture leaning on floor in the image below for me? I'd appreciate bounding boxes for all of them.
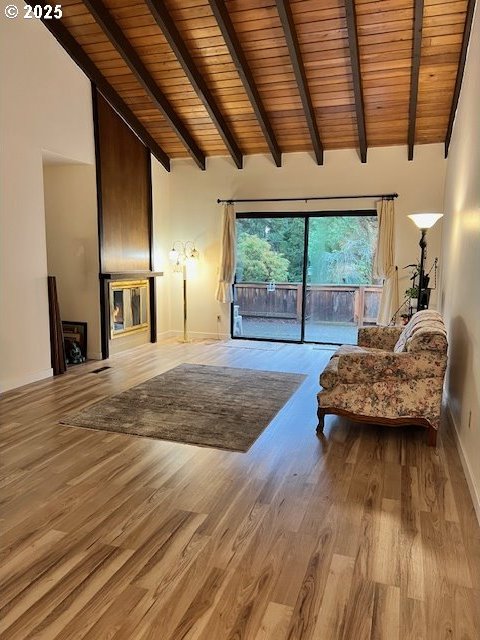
[62,321,87,365]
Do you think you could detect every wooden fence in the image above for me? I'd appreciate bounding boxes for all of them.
[234,283,382,326]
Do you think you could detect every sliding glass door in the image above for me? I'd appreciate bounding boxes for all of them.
[233,212,380,344]
[233,216,306,341]
[304,215,379,343]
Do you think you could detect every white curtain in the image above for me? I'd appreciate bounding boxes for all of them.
[374,198,399,325]
[215,203,236,303]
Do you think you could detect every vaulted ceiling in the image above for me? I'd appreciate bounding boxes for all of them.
[38,0,475,170]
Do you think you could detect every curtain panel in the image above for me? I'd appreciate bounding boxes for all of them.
[374,198,399,325]
[215,203,236,303]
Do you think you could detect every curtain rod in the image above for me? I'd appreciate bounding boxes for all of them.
[217,193,398,204]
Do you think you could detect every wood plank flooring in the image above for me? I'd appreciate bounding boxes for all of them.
[1,339,479,639]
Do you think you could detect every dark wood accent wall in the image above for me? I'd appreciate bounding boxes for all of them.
[95,89,151,273]
[93,87,157,359]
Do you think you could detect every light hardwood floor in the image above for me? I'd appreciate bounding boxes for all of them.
[1,339,479,640]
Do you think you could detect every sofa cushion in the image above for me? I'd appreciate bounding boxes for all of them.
[336,350,447,384]
[320,345,382,389]
[394,310,447,353]
[357,326,403,351]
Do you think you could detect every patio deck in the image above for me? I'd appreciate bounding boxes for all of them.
[235,317,358,344]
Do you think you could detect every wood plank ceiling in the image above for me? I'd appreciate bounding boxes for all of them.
[38,0,475,170]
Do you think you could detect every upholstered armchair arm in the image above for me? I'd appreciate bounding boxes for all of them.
[357,326,403,351]
[336,350,447,384]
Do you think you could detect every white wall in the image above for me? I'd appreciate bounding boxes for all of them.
[0,15,95,391]
[152,159,172,337]
[43,164,101,360]
[441,5,480,518]
[152,144,446,339]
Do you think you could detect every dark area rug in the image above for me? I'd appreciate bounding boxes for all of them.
[60,364,306,452]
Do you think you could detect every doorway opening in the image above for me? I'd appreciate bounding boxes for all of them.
[43,155,101,364]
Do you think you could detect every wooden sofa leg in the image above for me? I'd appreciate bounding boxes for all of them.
[427,427,437,447]
[317,408,325,434]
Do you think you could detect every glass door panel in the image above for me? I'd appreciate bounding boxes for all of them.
[304,215,380,344]
[233,216,305,341]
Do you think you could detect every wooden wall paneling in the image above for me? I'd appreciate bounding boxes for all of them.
[96,93,151,273]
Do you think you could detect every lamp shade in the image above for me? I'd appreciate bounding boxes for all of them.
[408,213,443,229]
[168,248,179,262]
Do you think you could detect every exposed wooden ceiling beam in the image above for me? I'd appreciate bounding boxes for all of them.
[445,0,476,158]
[33,9,170,171]
[145,0,243,169]
[407,0,424,161]
[208,0,282,168]
[275,0,324,165]
[344,0,368,163]
[83,0,205,170]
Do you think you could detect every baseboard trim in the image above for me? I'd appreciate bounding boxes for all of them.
[446,402,480,526]
[157,330,176,340]
[1,367,53,393]
[164,330,230,340]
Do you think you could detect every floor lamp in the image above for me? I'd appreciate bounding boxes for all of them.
[407,213,443,311]
[169,241,199,342]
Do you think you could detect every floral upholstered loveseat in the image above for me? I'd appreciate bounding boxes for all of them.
[317,310,448,446]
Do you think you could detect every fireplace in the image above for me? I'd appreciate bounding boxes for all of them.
[109,280,149,338]
[100,270,162,358]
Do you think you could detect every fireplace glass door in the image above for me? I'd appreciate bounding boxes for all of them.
[110,280,149,338]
